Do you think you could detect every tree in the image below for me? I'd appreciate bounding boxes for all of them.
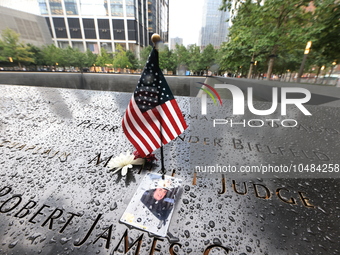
[41,44,62,67]
[140,45,153,67]
[173,44,189,74]
[112,44,132,69]
[85,49,97,67]
[187,44,202,74]
[96,48,112,68]
[173,44,189,66]
[0,28,34,67]
[219,1,267,76]
[220,0,313,79]
[261,0,312,79]
[66,47,93,73]
[310,0,340,64]
[126,50,139,70]
[63,47,76,68]
[70,48,96,72]
[0,40,6,62]
[201,44,217,75]
[27,44,45,69]
[40,45,96,72]
[158,45,176,72]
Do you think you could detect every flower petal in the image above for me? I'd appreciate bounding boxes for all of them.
[108,151,146,176]
[132,158,145,165]
[121,164,133,176]
[110,167,122,174]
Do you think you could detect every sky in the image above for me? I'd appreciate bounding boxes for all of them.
[168,0,205,47]
[3,0,206,47]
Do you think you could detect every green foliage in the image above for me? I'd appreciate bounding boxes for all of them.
[140,45,153,67]
[62,47,75,67]
[96,48,112,67]
[201,44,217,70]
[159,44,176,72]
[0,29,98,71]
[126,50,139,70]
[112,44,132,69]
[0,28,34,67]
[2,1,338,77]
[173,44,189,68]
[187,44,203,73]
[40,44,96,71]
[27,44,44,67]
[69,47,95,72]
[85,50,97,67]
[41,44,62,66]
[219,0,338,77]
[0,39,7,62]
[311,0,340,63]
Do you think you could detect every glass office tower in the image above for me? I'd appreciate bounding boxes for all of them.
[37,0,168,55]
[199,0,229,49]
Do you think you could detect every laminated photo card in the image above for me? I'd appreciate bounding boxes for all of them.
[120,173,182,237]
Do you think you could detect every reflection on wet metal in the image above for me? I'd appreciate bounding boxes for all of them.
[0,85,339,254]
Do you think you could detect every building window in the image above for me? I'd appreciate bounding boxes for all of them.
[127,20,136,40]
[72,42,85,52]
[45,17,53,37]
[115,43,126,51]
[80,0,108,16]
[98,19,111,39]
[110,0,123,17]
[112,19,125,40]
[53,17,67,38]
[128,43,137,54]
[87,42,99,53]
[68,18,82,38]
[49,0,63,15]
[58,41,69,48]
[104,0,109,16]
[138,0,142,23]
[38,0,48,15]
[148,0,156,32]
[83,18,97,39]
[65,0,78,15]
[100,42,112,53]
[126,0,135,17]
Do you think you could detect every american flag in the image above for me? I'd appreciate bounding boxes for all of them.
[122,48,188,158]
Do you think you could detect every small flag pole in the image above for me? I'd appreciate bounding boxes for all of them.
[151,33,166,179]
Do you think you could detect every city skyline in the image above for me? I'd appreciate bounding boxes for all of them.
[199,0,229,49]
[169,0,205,47]
[0,0,230,49]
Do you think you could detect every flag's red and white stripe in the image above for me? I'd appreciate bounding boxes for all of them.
[122,96,187,157]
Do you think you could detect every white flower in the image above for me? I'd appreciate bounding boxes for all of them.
[107,151,145,176]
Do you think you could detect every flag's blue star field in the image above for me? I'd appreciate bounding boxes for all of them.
[134,49,174,112]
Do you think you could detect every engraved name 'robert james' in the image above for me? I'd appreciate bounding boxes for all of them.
[0,186,232,254]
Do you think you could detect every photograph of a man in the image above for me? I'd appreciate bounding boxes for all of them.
[120,173,182,237]
[141,179,178,222]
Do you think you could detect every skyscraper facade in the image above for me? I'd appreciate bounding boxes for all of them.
[199,0,229,49]
[170,37,183,50]
[36,0,168,55]
[0,5,52,47]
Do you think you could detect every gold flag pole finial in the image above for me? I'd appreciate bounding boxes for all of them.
[151,33,161,49]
